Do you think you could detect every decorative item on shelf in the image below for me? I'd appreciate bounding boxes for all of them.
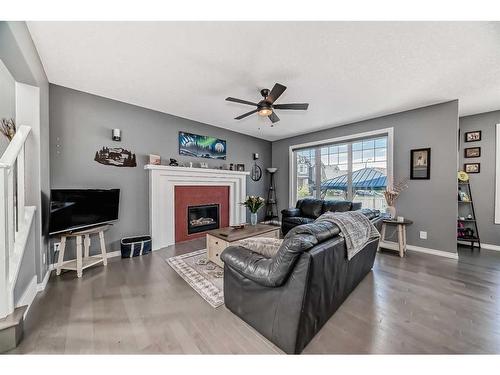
[200,162,208,168]
[112,128,121,141]
[1,118,16,141]
[458,187,470,202]
[169,158,179,166]
[236,163,245,172]
[458,170,469,182]
[464,147,481,158]
[250,153,262,182]
[149,154,161,165]
[464,163,480,174]
[229,163,234,170]
[241,196,265,226]
[396,216,405,223]
[465,131,481,142]
[383,178,408,218]
[178,131,227,160]
[264,167,279,223]
[410,148,431,179]
[457,176,480,250]
[94,146,137,167]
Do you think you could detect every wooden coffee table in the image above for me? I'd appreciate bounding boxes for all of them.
[206,224,280,267]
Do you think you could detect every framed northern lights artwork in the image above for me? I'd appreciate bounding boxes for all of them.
[178,131,227,160]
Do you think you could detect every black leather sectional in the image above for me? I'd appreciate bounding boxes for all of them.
[281,198,362,235]
[221,208,382,354]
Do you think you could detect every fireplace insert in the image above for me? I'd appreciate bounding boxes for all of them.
[187,204,220,234]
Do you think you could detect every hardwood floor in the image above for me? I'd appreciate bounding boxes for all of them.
[9,240,500,354]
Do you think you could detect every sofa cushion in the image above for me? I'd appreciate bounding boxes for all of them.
[357,208,380,220]
[236,237,283,258]
[285,220,341,244]
[283,216,315,226]
[322,200,352,213]
[281,208,301,217]
[297,198,324,218]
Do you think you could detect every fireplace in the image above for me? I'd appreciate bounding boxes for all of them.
[174,185,230,243]
[187,204,219,234]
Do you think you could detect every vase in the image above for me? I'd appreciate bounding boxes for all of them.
[250,212,258,226]
[385,205,396,219]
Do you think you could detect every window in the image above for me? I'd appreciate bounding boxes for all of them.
[292,132,390,210]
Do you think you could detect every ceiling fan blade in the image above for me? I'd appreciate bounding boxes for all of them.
[273,103,309,110]
[266,83,287,104]
[268,112,280,123]
[235,108,259,120]
[226,97,258,106]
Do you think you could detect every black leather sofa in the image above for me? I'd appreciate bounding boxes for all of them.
[281,198,362,236]
[221,209,382,354]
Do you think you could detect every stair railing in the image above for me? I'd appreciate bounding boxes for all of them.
[0,125,32,319]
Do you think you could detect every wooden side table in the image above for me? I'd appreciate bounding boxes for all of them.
[56,224,110,278]
[378,219,413,257]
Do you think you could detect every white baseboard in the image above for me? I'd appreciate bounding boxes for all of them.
[481,243,500,251]
[16,275,38,318]
[37,267,52,292]
[458,241,500,252]
[406,245,459,260]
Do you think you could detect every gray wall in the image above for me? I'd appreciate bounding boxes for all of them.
[0,22,50,289]
[49,84,272,260]
[459,110,500,246]
[272,101,459,253]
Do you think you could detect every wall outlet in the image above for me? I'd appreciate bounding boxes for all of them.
[53,242,61,253]
[419,231,428,240]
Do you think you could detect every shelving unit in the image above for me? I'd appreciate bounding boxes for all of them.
[457,181,481,250]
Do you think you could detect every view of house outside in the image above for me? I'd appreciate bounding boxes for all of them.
[295,136,388,210]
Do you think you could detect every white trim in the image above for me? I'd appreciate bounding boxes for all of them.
[480,243,500,252]
[288,127,394,206]
[16,275,37,319]
[146,164,249,250]
[37,267,52,292]
[406,245,459,260]
[457,241,500,252]
[495,124,500,224]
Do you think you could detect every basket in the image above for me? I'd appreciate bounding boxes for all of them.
[120,235,152,258]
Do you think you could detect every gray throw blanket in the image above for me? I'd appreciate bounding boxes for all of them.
[316,211,380,260]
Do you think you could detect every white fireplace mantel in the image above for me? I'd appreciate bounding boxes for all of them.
[145,164,250,250]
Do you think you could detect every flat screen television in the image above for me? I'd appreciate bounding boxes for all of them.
[49,189,120,235]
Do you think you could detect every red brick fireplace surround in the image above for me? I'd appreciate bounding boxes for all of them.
[174,186,230,243]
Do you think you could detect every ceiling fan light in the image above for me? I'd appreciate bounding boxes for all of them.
[258,108,273,116]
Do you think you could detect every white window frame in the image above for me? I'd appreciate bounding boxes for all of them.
[288,127,394,207]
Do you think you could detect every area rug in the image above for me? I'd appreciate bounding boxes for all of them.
[166,249,224,308]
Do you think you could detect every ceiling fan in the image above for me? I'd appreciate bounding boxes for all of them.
[225,83,309,125]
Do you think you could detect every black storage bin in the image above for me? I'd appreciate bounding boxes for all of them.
[121,235,152,258]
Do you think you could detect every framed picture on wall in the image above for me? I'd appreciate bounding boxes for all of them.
[464,163,480,174]
[464,147,481,158]
[178,131,227,160]
[465,131,481,142]
[410,148,431,180]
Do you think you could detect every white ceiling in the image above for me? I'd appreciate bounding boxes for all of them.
[28,21,500,141]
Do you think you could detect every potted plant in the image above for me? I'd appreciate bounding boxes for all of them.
[242,196,265,225]
[383,178,408,218]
